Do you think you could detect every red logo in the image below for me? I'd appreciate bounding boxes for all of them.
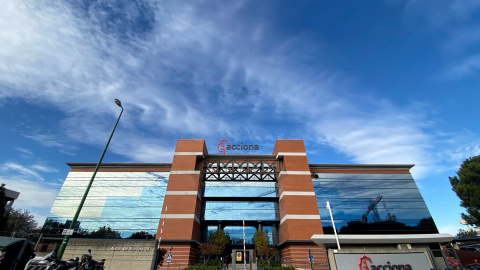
[358,255,372,270]
[217,139,229,154]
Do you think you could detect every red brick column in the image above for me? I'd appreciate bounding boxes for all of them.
[273,140,325,265]
[157,139,207,268]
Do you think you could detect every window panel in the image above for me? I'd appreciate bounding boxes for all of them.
[46,172,169,238]
[313,173,437,234]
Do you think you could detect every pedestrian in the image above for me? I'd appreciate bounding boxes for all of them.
[223,255,229,269]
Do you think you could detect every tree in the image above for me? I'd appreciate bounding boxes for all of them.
[88,226,121,239]
[208,229,229,257]
[253,229,279,266]
[229,236,243,245]
[128,231,154,239]
[7,208,38,237]
[263,246,279,265]
[449,156,480,226]
[155,248,167,266]
[199,242,217,264]
[42,218,89,238]
[253,229,269,259]
[0,184,8,234]
[199,229,229,264]
[455,229,478,239]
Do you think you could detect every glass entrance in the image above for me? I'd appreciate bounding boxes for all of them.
[231,249,255,270]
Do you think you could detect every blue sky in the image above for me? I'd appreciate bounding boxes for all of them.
[1,0,480,235]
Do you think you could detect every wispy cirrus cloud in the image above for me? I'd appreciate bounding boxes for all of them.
[443,55,480,79]
[0,0,449,176]
[401,0,480,79]
[2,162,58,180]
[2,162,45,181]
[1,0,478,236]
[31,164,59,173]
[1,161,63,224]
[15,147,34,157]
[1,175,60,225]
[0,0,473,182]
[22,134,65,148]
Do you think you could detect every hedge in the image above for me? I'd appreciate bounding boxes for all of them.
[183,266,218,270]
[263,267,295,270]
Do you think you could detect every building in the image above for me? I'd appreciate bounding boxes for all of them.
[1,184,19,211]
[45,139,454,270]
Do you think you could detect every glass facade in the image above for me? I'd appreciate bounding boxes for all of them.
[205,225,276,245]
[45,171,169,238]
[313,173,438,234]
[202,181,279,244]
[44,162,438,241]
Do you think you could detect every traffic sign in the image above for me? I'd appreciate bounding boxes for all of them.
[167,254,172,262]
[62,229,74,235]
[308,255,314,262]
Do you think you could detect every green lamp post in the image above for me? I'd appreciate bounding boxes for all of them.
[57,98,124,259]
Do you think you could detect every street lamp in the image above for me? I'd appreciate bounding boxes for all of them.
[57,99,124,259]
[326,201,341,250]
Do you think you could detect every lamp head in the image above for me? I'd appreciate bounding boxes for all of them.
[114,99,123,108]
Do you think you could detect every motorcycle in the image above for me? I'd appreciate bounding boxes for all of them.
[24,251,56,270]
[25,251,78,270]
[46,256,79,270]
[78,249,106,270]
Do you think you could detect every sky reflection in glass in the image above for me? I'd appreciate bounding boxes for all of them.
[46,171,169,238]
[313,173,437,234]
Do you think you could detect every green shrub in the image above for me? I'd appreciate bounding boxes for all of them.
[263,267,294,270]
[183,266,218,270]
[206,259,221,266]
[258,259,268,267]
[258,259,281,268]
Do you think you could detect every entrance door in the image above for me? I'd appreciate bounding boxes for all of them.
[232,249,254,270]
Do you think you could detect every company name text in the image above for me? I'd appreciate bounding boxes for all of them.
[369,262,412,270]
[226,142,259,151]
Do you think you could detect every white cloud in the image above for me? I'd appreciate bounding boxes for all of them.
[444,55,480,79]
[404,0,480,29]
[312,109,433,178]
[1,162,59,184]
[0,0,476,235]
[0,0,466,183]
[438,224,464,236]
[443,141,480,172]
[15,147,34,157]
[31,164,59,173]
[402,0,480,79]
[2,162,45,181]
[0,0,238,157]
[1,177,60,225]
[0,0,445,178]
[114,137,175,163]
[441,27,480,54]
[22,134,64,148]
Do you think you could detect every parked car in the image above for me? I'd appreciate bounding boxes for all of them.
[465,263,480,269]
[460,246,478,252]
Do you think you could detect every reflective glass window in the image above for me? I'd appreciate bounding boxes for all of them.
[45,171,169,238]
[203,201,278,221]
[313,173,437,234]
[204,182,277,197]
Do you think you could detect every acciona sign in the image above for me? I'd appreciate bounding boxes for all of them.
[334,253,431,270]
[217,139,259,154]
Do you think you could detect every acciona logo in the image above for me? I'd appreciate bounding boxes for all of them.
[358,255,413,270]
[217,139,259,154]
